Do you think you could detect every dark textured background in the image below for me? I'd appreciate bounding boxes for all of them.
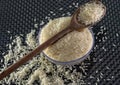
[0,0,120,85]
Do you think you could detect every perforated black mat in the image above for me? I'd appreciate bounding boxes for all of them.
[0,0,120,85]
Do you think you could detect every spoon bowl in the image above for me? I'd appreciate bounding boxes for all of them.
[70,0,106,31]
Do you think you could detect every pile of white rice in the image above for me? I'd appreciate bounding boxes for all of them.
[0,30,90,85]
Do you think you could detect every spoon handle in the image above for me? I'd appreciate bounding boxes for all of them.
[0,26,72,80]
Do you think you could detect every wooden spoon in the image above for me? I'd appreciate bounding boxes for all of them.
[0,0,106,80]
